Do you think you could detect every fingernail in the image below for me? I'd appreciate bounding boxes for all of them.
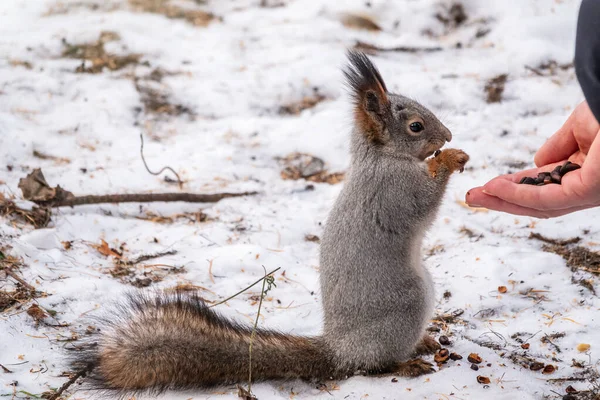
[466,191,471,196]
[467,203,483,208]
[482,189,492,195]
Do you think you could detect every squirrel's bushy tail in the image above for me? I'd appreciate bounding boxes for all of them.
[72,293,336,394]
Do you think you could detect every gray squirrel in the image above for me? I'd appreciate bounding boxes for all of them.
[71,51,469,393]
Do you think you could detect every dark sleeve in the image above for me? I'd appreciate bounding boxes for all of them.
[575,0,600,122]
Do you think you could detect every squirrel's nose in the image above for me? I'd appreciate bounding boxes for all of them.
[444,128,452,142]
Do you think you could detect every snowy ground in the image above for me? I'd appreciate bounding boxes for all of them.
[1,0,599,399]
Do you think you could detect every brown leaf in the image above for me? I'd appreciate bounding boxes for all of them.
[467,353,482,364]
[18,168,75,204]
[18,169,56,202]
[94,240,122,258]
[27,304,47,321]
[498,285,507,293]
[476,375,491,384]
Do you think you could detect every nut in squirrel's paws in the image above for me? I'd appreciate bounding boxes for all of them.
[428,149,470,177]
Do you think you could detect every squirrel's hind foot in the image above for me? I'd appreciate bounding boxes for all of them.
[393,359,436,377]
[412,335,441,356]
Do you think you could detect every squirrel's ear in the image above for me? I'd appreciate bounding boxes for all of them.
[344,50,389,143]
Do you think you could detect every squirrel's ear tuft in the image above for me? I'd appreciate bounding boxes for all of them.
[343,50,389,143]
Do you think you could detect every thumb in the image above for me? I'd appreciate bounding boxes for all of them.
[534,116,578,167]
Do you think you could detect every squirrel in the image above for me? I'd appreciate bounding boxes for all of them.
[70,51,469,394]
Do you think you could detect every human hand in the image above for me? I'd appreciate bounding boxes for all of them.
[465,101,600,218]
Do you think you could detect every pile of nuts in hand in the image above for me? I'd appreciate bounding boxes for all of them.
[518,161,581,186]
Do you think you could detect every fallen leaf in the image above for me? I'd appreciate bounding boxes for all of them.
[93,239,122,258]
[498,286,507,293]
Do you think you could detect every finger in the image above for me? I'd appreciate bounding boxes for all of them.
[465,189,590,218]
[482,176,584,210]
[534,116,578,167]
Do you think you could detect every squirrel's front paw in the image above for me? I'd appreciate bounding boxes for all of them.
[427,149,469,178]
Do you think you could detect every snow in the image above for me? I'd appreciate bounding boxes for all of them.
[0,0,598,399]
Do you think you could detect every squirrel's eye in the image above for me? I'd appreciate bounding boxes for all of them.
[409,122,424,133]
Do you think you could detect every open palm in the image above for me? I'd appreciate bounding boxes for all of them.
[466,101,600,218]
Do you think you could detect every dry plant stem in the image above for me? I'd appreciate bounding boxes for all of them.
[248,267,269,394]
[48,366,90,400]
[140,133,183,188]
[44,192,258,207]
[209,267,281,309]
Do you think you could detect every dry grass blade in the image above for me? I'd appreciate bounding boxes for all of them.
[129,0,216,27]
[354,40,442,55]
[0,194,51,228]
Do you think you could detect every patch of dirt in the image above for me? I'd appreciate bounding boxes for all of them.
[485,74,508,103]
[278,89,329,115]
[544,245,600,275]
[435,2,468,30]
[0,284,35,313]
[277,153,345,184]
[62,31,142,74]
[134,79,194,117]
[530,232,600,275]
[129,0,217,27]
[44,1,121,16]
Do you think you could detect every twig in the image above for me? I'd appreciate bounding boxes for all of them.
[47,366,90,400]
[209,267,281,309]
[42,192,258,207]
[2,267,36,292]
[354,40,443,54]
[524,65,545,77]
[248,266,277,395]
[140,133,183,188]
[0,363,12,373]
